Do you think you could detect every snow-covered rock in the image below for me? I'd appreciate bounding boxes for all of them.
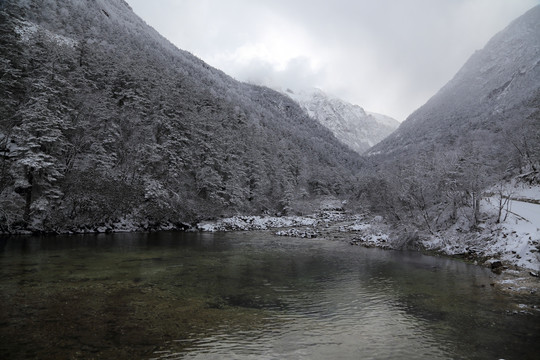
[275,228,318,238]
[197,215,319,232]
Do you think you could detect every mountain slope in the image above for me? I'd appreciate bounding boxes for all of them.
[286,88,399,154]
[360,5,540,234]
[368,5,540,168]
[0,0,362,233]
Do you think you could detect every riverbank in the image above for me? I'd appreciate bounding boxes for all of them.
[196,192,539,295]
[335,213,538,296]
[197,209,539,272]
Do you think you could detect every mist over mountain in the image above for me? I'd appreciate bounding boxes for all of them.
[286,88,399,154]
[368,5,540,168]
[360,5,540,233]
[0,0,363,233]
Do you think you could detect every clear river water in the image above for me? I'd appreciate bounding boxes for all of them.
[0,231,539,359]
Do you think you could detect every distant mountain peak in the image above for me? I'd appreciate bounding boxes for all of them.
[285,88,399,154]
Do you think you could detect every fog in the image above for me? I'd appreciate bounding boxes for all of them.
[126,0,539,121]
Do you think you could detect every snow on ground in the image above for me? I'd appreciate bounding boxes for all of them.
[275,228,319,238]
[342,223,371,232]
[197,214,321,232]
[200,208,365,231]
[422,183,540,272]
[507,176,540,201]
[349,231,390,248]
[481,196,540,271]
[197,184,540,274]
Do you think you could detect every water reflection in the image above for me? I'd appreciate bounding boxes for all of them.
[0,232,538,360]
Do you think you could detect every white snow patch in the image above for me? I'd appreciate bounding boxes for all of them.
[275,228,318,238]
[343,223,371,232]
[15,20,78,47]
[197,215,319,232]
[422,183,540,271]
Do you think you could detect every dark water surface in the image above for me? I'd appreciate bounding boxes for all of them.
[0,231,539,359]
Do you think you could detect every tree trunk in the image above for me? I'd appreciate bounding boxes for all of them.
[22,172,34,225]
[473,192,480,225]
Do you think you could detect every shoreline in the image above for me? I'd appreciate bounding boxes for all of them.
[2,210,538,295]
[199,211,539,296]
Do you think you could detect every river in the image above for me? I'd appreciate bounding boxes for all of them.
[0,231,539,359]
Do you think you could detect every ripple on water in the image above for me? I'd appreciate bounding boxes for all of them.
[0,232,539,360]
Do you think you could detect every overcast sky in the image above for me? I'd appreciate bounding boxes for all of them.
[125,0,538,121]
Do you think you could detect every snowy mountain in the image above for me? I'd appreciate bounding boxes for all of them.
[359,5,540,238]
[286,88,399,154]
[0,0,363,233]
[368,4,540,168]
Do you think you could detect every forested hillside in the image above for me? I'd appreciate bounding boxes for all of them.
[362,5,540,233]
[0,0,363,233]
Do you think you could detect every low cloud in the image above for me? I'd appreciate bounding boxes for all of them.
[127,0,540,121]
[218,56,325,92]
